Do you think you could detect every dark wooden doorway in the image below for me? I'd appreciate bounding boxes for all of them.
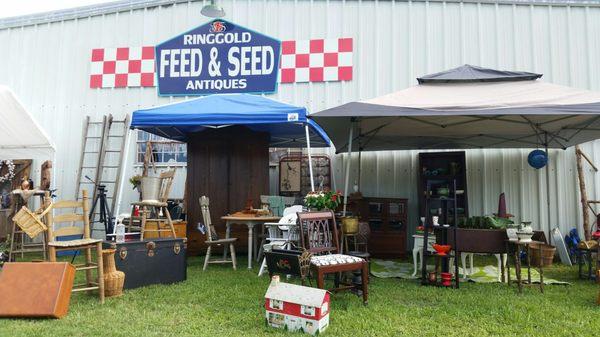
[185,126,269,255]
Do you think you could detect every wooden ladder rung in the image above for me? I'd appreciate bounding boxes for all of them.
[73,264,99,271]
[72,286,100,292]
[144,229,174,232]
[208,260,233,264]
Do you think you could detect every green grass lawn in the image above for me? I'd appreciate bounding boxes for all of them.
[2,256,599,337]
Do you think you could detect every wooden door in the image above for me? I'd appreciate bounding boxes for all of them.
[186,126,269,255]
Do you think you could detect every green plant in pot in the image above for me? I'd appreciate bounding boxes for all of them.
[304,190,357,234]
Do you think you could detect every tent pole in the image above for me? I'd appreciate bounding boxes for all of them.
[342,125,354,216]
[305,125,315,192]
[544,132,551,242]
[114,128,133,220]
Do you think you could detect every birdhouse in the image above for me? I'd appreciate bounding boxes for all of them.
[264,275,330,335]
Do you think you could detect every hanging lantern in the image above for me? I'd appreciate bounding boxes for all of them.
[527,149,548,169]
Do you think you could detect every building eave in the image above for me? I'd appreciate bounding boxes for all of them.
[2,0,600,30]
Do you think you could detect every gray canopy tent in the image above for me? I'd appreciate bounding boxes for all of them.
[311,65,600,237]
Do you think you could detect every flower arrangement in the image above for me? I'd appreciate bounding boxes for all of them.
[0,160,15,184]
[304,190,343,211]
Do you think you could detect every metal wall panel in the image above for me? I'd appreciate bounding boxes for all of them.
[0,0,600,243]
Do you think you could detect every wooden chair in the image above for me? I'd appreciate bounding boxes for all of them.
[298,211,369,305]
[199,196,237,271]
[45,190,105,303]
[129,169,177,240]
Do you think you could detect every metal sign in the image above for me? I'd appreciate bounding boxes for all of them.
[155,19,281,96]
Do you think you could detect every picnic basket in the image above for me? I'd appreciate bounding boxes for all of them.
[12,204,53,239]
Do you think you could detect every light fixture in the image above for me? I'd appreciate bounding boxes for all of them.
[201,0,226,18]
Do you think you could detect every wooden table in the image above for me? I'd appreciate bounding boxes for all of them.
[221,216,281,269]
[506,240,544,294]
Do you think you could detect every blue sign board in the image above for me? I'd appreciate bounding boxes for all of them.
[155,19,281,96]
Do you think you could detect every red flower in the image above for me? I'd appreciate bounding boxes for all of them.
[332,194,338,202]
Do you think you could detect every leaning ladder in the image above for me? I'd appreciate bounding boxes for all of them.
[75,114,130,235]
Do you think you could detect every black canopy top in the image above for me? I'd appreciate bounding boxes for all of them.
[417,64,543,84]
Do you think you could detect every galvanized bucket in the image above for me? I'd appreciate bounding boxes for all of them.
[140,176,161,202]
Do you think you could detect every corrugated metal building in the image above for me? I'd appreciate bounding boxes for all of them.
[1,0,600,246]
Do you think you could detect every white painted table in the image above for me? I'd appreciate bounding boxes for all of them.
[221,216,281,269]
[413,234,508,281]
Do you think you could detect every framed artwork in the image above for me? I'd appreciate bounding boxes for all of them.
[279,159,301,193]
[279,155,331,197]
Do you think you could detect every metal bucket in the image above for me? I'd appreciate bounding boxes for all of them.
[140,176,161,202]
[341,216,359,234]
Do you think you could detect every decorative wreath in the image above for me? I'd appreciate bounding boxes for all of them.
[0,160,15,183]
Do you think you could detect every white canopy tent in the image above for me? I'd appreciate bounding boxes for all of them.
[311,65,600,238]
[0,85,55,186]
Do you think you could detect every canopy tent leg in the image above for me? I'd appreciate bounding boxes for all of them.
[114,128,133,221]
[545,132,551,243]
[305,125,315,192]
[342,126,354,216]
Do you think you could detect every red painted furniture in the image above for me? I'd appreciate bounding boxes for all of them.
[297,211,369,305]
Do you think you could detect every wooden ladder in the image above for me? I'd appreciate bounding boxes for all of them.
[576,145,599,241]
[75,114,130,236]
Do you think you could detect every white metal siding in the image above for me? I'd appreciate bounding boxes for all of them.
[1,0,600,242]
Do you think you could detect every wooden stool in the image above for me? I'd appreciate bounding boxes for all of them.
[129,169,177,240]
[45,190,105,304]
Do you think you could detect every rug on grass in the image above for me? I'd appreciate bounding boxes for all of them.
[370,259,570,285]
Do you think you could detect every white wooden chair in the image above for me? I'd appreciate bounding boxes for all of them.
[257,205,303,276]
[199,196,237,271]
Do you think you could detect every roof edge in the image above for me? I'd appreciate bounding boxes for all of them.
[2,0,600,30]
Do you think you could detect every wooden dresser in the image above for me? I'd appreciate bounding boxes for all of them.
[349,196,407,258]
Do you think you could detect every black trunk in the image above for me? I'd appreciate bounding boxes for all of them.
[103,238,187,289]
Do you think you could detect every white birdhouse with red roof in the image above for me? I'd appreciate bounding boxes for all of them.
[264,275,330,335]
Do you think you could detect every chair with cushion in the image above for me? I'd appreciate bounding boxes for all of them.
[129,169,177,240]
[199,196,237,271]
[45,190,105,303]
[298,211,369,305]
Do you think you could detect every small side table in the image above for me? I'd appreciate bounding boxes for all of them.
[412,234,436,277]
[577,244,598,280]
[506,240,544,294]
[341,232,359,253]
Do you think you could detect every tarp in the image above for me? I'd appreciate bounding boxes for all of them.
[131,94,331,147]
[311,65,600,152]
[0,85,55,159]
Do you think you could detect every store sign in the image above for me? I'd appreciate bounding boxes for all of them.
[155,19,281,96]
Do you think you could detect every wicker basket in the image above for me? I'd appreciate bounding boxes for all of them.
[102,249,125,297]
[12,205,51,239]
[530,242,556,267]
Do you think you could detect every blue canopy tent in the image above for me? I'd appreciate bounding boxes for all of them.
[131,94,330,147]
[130,94,331,191]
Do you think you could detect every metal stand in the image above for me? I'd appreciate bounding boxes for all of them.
[88,180,115,238]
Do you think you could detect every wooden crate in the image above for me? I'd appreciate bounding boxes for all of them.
[144,220,187,239]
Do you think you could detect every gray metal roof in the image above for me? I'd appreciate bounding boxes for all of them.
[2,0,600,30]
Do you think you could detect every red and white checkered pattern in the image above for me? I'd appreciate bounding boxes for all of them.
[89,38,352,88]
[89,46,155,88]
[279,38,353,83]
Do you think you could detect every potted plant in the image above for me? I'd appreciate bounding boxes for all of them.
[303,190,342,211]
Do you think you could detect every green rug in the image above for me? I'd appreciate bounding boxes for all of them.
[370,259,570,285]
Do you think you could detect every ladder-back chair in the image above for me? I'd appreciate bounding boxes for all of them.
[129,169,177,239]
[199,196,237,271]
[45,190,105,303]
[298,211,369,305]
